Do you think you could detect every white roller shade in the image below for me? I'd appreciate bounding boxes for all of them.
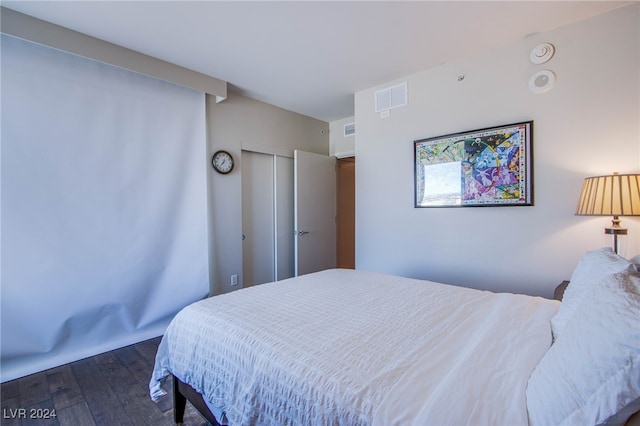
[1,35,209,382]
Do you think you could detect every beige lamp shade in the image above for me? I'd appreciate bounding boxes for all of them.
[575,173,640,254]
[575,173,640,217]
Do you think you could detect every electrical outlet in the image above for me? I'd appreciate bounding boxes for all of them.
[231,274,238,286]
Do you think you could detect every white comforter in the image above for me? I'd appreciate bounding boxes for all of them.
[150,269,559,425]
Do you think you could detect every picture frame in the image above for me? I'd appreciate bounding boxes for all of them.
[414,121,533,208]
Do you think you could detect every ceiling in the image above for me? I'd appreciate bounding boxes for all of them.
[2,1,632,123]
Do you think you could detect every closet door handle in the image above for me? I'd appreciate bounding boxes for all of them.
[294,230,309,236]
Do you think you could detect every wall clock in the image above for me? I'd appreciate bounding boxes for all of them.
[211,150,234,174]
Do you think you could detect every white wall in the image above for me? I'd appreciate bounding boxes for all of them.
[330,116,355,157]
[354,4,640,297]
[207,91,329,295]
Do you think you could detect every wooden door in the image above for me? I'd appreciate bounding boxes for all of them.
[336,157,355,269]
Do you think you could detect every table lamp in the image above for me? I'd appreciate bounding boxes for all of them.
[575,173,640,254]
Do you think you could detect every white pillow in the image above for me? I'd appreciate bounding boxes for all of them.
[551,247,634,340]
[526,269,640,426]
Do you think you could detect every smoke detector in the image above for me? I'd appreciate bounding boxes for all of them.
[530,43,555,65]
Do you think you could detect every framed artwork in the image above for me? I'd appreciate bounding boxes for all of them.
[414,121,533,207]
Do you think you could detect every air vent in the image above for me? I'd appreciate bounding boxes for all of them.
[343,122,355,137]
[375,82,407,112]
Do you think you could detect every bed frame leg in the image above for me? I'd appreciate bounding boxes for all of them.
[172,375,187,424]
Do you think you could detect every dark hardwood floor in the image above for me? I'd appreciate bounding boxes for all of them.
[1,337,210,425]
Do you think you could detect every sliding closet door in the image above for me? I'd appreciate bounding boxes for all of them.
[242,151,275,286]
[1,35,208,382]
[242,151,295,286]
[275,156,295,281]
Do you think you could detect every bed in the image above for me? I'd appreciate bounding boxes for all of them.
[150,248,640,425]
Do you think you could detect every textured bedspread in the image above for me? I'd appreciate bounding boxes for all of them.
[150,269,559,425]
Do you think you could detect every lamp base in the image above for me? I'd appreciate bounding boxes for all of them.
[604,216,627,254]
